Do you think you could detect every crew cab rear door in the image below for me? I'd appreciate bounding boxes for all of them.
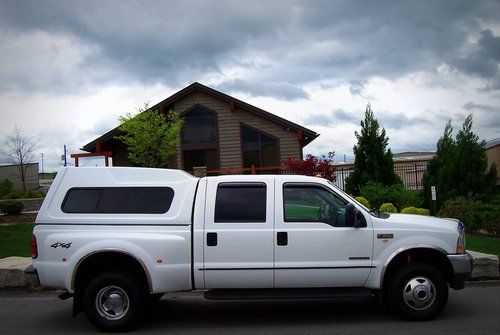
[203,177,275,288]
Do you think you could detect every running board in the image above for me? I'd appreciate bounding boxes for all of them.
[204,288,377,301]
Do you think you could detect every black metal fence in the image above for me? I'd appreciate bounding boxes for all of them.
[202,161,429,191]
[332,162,428,191]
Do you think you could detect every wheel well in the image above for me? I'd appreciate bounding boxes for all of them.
[73,251,151,295]
[382,248,454,290]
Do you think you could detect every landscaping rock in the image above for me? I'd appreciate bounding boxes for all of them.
[0,257,32,288]
[468,250,499,280]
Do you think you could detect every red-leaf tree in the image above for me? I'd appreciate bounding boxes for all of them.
[283,151,337,182]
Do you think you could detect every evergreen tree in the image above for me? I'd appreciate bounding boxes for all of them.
[345,104,400,195]
[422,121,455,210]
[422,114,497,212]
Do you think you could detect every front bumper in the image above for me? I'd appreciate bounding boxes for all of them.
[24,265,40,287]
[447,253,473,290]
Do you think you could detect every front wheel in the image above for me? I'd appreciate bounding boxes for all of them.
[82,271,147,332]
[388,263,448,320]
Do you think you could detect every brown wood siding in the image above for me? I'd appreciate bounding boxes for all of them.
[172,92,301,169]
[102,139,133,167]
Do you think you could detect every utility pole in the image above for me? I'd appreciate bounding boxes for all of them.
[40,153,44,174]
[63,145,67,167]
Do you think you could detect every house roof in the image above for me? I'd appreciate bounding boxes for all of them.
[486,138,500,149]
[82,82,319,152]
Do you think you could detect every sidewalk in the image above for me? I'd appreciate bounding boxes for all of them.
[0,251,498,289]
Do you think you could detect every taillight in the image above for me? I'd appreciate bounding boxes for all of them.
[31,234,38,259]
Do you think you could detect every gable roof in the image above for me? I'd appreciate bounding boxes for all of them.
[82,82,319,152]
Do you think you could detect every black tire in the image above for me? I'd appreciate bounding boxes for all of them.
[388,263,448,321]
[82,271,148,332]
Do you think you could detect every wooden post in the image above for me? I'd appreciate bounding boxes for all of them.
[74,157,79,167]
[105,156,109,167]
[251,164,256,175]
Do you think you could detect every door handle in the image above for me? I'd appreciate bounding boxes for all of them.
[277,232,288,246]
[207,232,218,246]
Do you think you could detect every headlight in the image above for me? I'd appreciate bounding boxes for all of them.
[456,221,465,254]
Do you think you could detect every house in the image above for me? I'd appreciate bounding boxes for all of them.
[81,82,319,173]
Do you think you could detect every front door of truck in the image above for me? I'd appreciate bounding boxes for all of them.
[203,177,275,288]
[274,180,373,287]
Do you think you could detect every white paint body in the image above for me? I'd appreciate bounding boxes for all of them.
[33,167,461,294]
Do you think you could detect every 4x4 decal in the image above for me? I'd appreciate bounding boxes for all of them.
[50,242,72,249]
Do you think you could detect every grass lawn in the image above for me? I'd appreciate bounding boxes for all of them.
[467,235,500,257]
[0,223,33,259]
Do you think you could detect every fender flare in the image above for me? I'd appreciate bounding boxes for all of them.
[71,248,153,293]
[380,244,448,288]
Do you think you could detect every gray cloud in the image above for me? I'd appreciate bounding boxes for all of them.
[304,108,359,126]
[348,80,367,97]
[1,0,499,98]
[463,101,500,129]
[215,79,309,100]
[451,29,500,91]
[378,111,434,130]
[464,101,499,113]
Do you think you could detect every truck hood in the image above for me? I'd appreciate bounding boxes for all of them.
[381,213,459,233]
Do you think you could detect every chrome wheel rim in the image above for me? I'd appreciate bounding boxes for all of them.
[95,285,130,320]
[402,276,436,311]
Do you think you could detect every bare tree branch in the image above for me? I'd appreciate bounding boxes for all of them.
[0,126,39,191]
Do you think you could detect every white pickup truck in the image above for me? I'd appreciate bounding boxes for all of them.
[26,167,472,331]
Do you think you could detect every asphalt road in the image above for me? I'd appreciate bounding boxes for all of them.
[0,284,499,334]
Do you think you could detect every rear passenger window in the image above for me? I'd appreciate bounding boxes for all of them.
[62,187,174,214]
[214,183,266,222]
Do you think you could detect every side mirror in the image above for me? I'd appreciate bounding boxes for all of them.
[345,203,355,227]
[345,203,367,228]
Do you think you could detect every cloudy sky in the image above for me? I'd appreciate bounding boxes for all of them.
[0,0,499,170]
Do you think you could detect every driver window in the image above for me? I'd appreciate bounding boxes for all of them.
[283,184,348,227]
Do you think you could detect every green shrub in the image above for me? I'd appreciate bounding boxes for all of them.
[0,200,24,215]
[2,189,24,200]
[379,202,397,213]
[401,207,430,216]
[355,196,371,209]
[2,188,45,200]
[25,189,45,198]
[439,196,500,236]
[360,181,422,211]
[0,179,13,198]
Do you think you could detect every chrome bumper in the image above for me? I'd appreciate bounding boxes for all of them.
[447,253,473,290]
[447,253,473,274]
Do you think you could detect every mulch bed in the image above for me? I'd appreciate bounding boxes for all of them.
[0,213,36,224]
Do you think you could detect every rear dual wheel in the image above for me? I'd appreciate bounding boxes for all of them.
[83,271,147,332]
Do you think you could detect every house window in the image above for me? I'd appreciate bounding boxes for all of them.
[181,106,219,172]
[241,125,279,168]
[183,149,218,172]
[182,107,217,144]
